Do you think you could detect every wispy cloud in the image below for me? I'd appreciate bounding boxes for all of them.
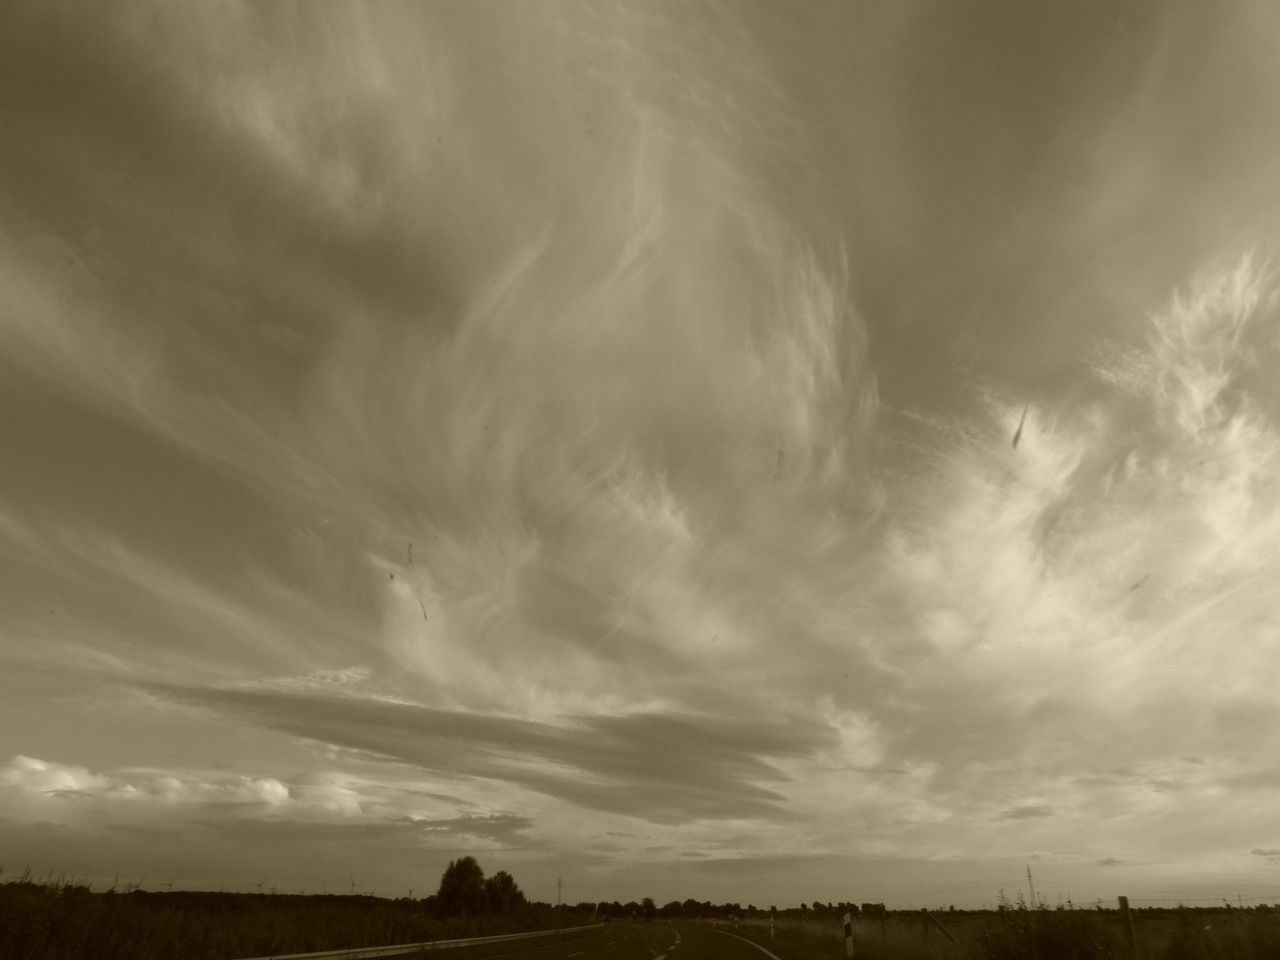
[3,0,1280,907]
[856,254,1280,870]
[1000,805,1055,822]
[140,682,836,826]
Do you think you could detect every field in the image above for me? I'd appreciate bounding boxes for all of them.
[6,874,1280,960]
[0,876,596,960]
[722,907,1280,960]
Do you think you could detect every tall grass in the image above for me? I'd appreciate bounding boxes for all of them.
[724,903,1280,960]
[0,872,594,960]
[7,871,1280,960]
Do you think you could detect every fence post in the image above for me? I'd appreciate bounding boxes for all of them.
[922,909,958,946]
[843,911,853,958]
[1118,896,1139,960]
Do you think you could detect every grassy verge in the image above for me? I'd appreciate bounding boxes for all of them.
[0,876,595,960]
[692,906,1280,960]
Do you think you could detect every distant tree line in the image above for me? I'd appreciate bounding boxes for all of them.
[598,899,883,921]
[426,866,890,925]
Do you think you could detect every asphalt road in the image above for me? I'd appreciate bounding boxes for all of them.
[384,922,781,960]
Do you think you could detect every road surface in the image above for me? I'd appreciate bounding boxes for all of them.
[381,922,782,960]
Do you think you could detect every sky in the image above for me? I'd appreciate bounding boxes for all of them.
[2,0,1280,910]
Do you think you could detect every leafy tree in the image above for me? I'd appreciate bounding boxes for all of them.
[484,870,526,913]
[437,857,487,916]
[641,897,657,920]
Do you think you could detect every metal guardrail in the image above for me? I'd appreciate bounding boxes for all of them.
[232,921,604,960]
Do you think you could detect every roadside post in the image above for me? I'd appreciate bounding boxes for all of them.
[843,911,854,958]
[1118,896,1139,960]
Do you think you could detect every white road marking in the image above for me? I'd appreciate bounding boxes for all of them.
[568,952,585,957]
[702,928,784,960]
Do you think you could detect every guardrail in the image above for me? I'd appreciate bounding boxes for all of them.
[232,921,604,960]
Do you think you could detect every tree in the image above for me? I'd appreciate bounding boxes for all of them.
[437,856,487,916]
[641,897,657,920]
[484,870,526,913]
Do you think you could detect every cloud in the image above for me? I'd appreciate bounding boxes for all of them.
[0,523,364,686]
[2,0,885,723]
[4,0,1280,907]
[0,0,891,893]
[0,754,537,858]
[414,814,534,844]
[181,813,537,851]
[1000,805,1054,821]
[140,682,837,826]
[1251,848,1280,858]
[1,755,290,806]
[840,253,1280,867]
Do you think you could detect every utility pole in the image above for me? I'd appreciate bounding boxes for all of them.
[1026,866,1037,909]
[557,876,563,906]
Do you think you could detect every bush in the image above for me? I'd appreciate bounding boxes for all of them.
[979,901,1120,960]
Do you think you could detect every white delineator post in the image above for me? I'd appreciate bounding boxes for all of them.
[769,918,775,940]
[843,911,854,958]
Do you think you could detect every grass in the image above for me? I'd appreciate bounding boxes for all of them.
[697,904,1280,960]
[0,872,596,960]
[6,872,1280,960]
